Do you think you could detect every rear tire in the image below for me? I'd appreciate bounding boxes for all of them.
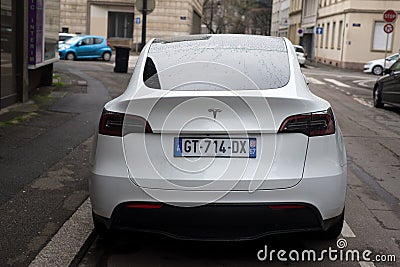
[319,212,344,240]
[102,52,111,61]
[66,52,75,61]
[372,65,383,75]
[373,85,384,108]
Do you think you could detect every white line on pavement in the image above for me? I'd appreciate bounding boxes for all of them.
[307,77,326,84]
[353,79,376,88]
[359,261,376,267]
[341,220,356,238]
[29,198,93,267]
[353,97,373,108]
[324,78,351,88]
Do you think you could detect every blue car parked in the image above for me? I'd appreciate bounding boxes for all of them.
[59,35,112,61]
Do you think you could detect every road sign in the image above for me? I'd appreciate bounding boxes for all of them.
[383,9,397,23]
[297,28,304,37]
[136,0,156,15]
[384,23,394,34]
[315,27,323,35]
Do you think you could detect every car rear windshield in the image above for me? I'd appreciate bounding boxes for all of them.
[143,36,290,91]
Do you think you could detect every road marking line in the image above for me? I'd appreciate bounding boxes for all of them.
[29,198,93,267]
[341,220,356,237]
[353,79,376,88]
[359,261,376,267]
[307,77,326,84]
[324,78,351,88]
[353,97,373,108]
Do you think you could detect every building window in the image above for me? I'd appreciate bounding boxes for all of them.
[320,23,324,48]
[331,21,336,49]
[337,20,343,50]
[325,23,330,49]
[108,12,134,38]
[372,21,393,51]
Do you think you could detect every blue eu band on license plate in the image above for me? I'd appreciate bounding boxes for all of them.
[174,137,256,158]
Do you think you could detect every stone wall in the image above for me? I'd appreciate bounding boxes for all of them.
[60,0,202,46]
[60,0,88,34]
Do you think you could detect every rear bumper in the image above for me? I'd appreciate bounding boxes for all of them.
[94,202,343,241]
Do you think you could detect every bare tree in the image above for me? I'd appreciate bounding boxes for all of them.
[202,0,272,35]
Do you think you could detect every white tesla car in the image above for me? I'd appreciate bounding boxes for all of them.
[90,34,347,240]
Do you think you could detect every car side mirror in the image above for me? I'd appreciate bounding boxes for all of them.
[384,68,392,75]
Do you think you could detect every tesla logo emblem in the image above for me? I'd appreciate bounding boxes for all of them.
[208,108,222,119]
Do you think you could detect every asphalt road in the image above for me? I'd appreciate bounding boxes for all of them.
[1,60,399,266]
[77,64,399,266]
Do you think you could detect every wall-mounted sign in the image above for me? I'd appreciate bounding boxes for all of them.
[352,23,361,27]
[136,17,141,24]
[315,27,323,35]
[180,16,187,20]
[28,0,44,66]
[297,28,304,37]
[280,18,290,28]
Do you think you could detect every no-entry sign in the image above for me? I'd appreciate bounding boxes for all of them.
[384,23,394,34]
[383,10,397,23]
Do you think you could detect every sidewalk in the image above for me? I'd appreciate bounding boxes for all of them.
[0,59,131,266]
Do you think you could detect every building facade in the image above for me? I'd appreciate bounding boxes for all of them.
[288,0,302,45]
[315,0,399,69]
[287,0,400,70]
[300,0,318,60]
[271,0,290,37]
[60,0,202,49]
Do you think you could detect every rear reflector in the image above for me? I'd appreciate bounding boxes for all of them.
[268,205,306,210]
[125,204,163,209]
[99,109,153,137]
[278,108,335,137]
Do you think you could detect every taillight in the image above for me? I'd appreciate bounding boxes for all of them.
[106,40,110,47]
[278,108,335,137]
[99,109,153,136]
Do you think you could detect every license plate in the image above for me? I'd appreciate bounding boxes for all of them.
[174,137,256,158]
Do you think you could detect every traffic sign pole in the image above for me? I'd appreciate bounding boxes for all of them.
[384,32,389,71]
[382,10,397,73]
